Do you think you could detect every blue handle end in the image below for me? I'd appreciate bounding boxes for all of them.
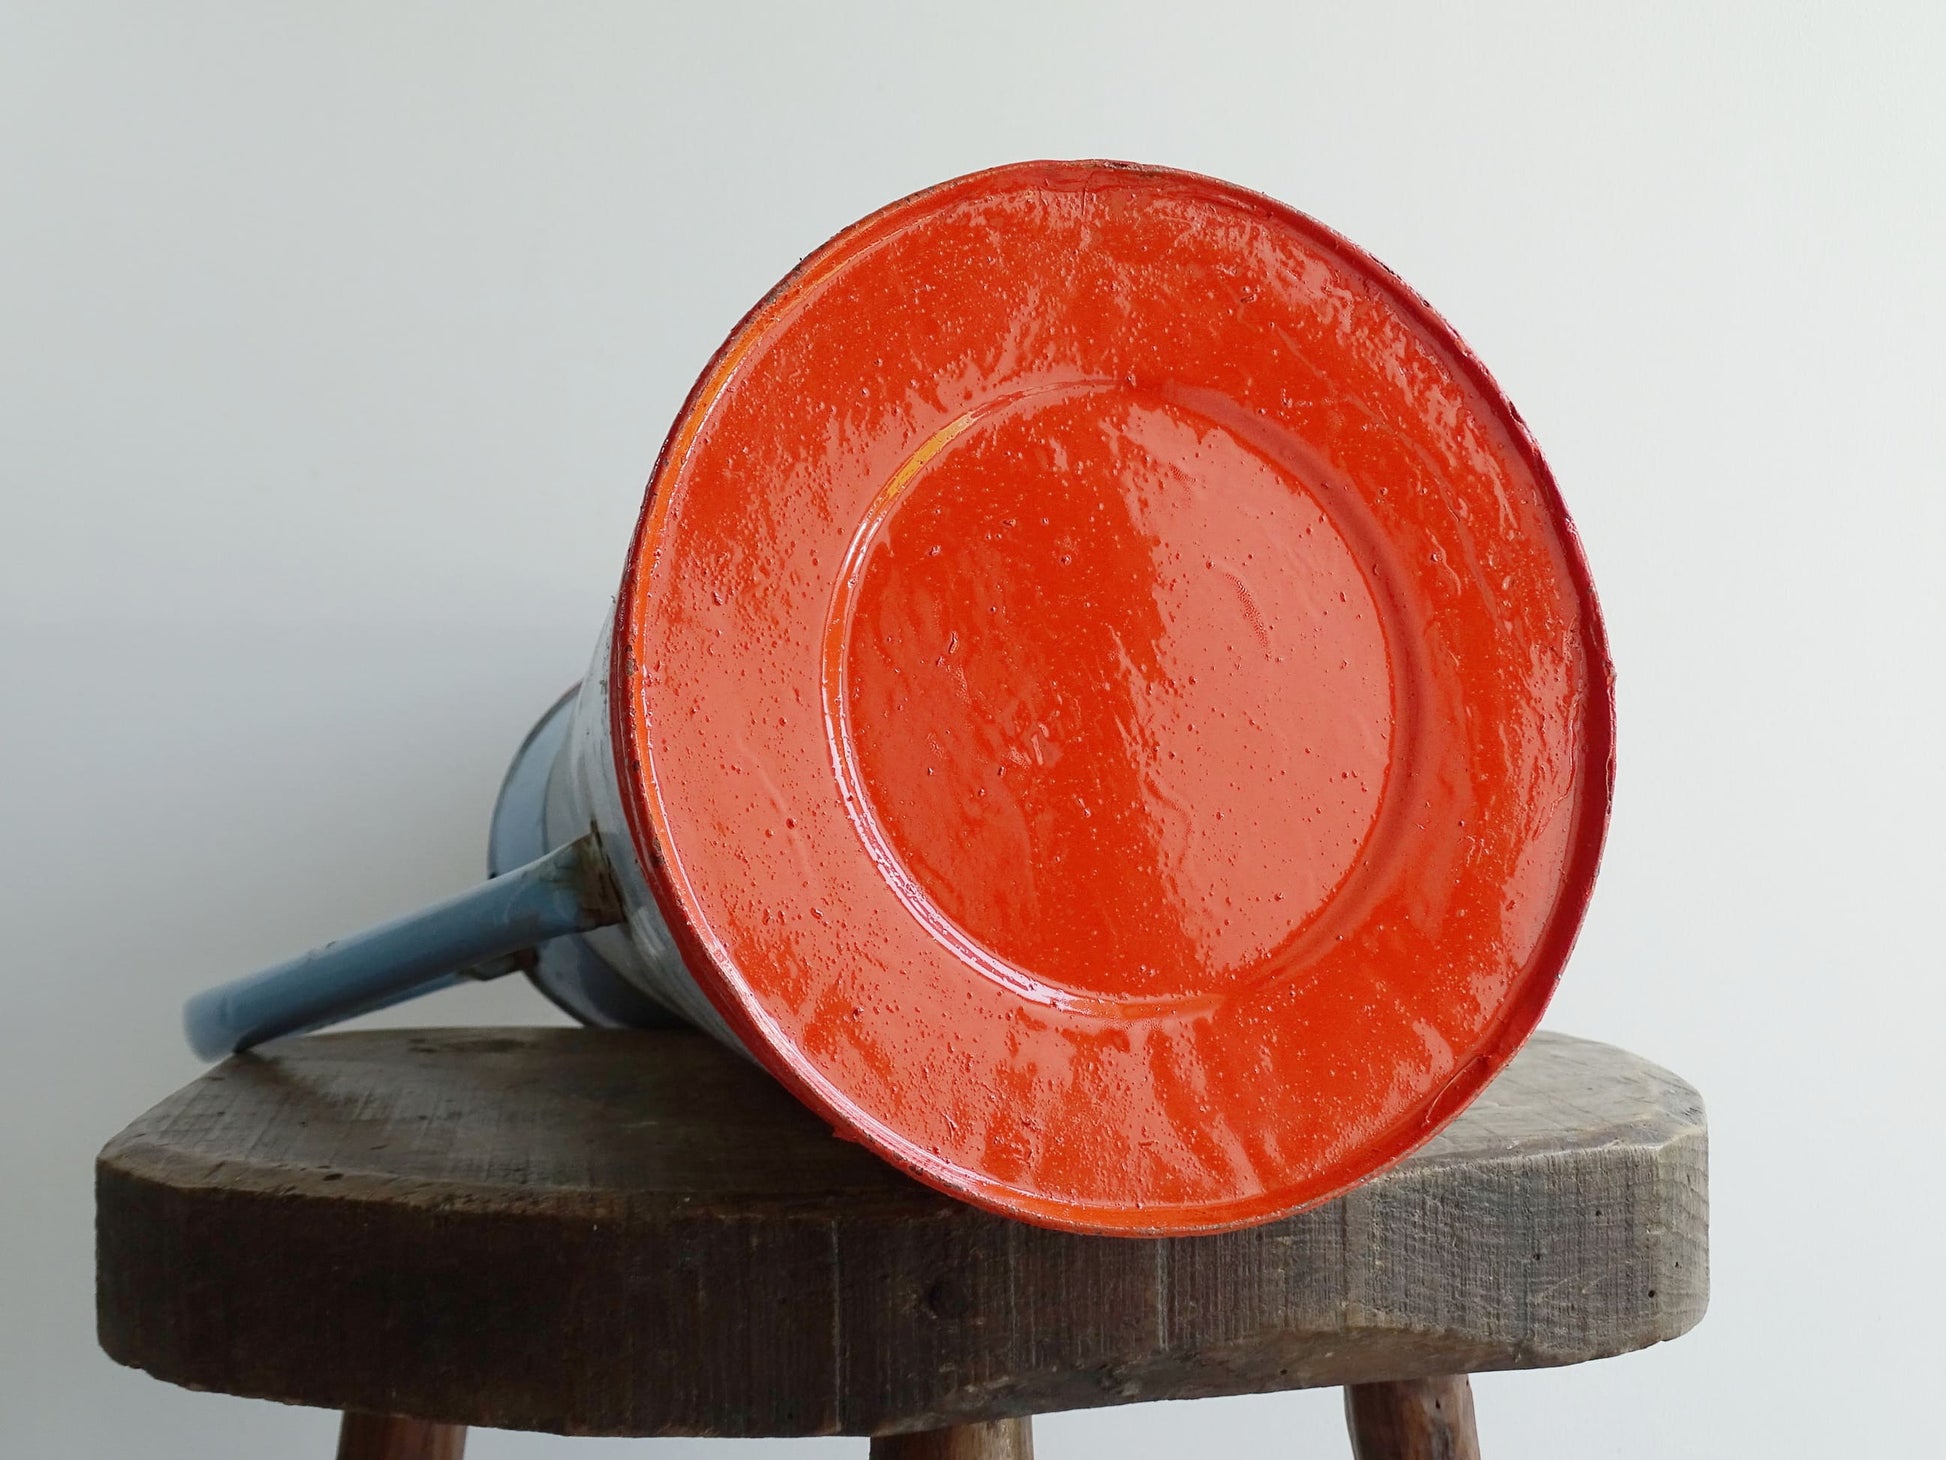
[183,984,243,1062]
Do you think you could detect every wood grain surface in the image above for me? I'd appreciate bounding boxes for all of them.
[97,1028,1706,1437]
[335,1412,467,1460]
[869,1418,1034,1459]
[1345,1376,1480,1460]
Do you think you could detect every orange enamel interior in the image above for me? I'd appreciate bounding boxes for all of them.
[612,162,1612,1234]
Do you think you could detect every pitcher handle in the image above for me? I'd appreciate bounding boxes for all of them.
[182,832,624,1060]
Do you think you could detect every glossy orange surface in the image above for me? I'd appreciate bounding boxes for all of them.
[611,162,1612,1233]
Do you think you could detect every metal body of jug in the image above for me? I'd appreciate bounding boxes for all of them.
[185,161,1613,1236]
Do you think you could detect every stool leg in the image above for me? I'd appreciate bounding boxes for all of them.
[1344,1376,1479,1460]
[871,1416,1034,1459]
[335,1411,467,1460]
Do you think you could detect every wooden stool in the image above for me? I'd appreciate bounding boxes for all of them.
[96,1029,1706,1458]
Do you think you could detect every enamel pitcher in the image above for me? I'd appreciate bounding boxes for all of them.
[186,161,1613,1235]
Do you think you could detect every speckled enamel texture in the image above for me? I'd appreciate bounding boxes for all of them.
[609,161,1613,1234]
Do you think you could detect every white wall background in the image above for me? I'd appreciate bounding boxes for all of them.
[3,4,1941,1454]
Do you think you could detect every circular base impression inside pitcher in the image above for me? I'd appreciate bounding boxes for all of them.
[826,382,1396,1013]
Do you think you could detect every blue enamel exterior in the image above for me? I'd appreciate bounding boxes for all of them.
[487,687,682,1029]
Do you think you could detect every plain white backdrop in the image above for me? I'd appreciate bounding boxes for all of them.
[4,4,1942,1455]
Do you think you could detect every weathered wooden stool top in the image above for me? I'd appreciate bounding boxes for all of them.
[96,1028,1706,1441]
